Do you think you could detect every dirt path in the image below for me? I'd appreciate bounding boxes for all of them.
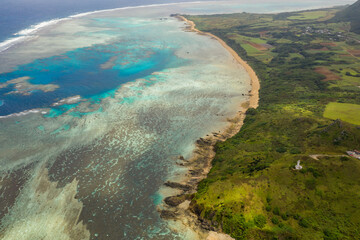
[309,154,347,160]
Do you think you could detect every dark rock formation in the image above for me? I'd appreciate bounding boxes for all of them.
[160,210,177,219]
[164,195,187,207]
[164,181,192,191]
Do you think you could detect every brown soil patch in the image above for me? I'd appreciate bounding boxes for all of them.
[321,42,337,47]
[259,31,268,38]
[227,34,238,39]
[318,12,336,21]
[312,47,329,51]
[315,67,341,81]
[347,50,360,57]
[244,41,268,51]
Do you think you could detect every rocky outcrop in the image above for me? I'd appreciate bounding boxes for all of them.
[164,195,190,207]
[164,181,192,191]
[160,210,178,219]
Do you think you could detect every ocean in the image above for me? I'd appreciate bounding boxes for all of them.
[0,1,355,239]
[0,0,355,49]
[0,0,201,43]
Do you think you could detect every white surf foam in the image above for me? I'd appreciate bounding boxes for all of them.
[0,36,29,52]
[1,17,72,53]
[52,95,81,106]
[15,18,67,36]
[0,109,47,119]
[0,1,206,54]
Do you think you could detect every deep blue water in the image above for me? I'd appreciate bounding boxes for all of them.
[0,1,356,239]
[0,0,206,43]
[0,0,355,44]
[0,42,181,116]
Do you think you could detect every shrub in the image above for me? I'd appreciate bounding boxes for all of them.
[266,205,272,212]
[273,207,280,215]
[299,218,311,228]
[281,212,289,221]
[246,108,257,116]
[308,167,321,178]
[290,148,301,154]
[324,228,342,240]
[254,214,267,228]
[223,214,248,239]
[292,213,300,220]
[276,146,287,153]
[271,216,280,225]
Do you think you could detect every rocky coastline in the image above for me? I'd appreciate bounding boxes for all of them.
[158,14,260,240]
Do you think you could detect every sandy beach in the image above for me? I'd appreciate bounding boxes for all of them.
[159,15,260,240]
[0,8,260,239]
[177,15,259,109]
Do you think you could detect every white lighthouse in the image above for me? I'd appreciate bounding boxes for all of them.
[295,160,303,170]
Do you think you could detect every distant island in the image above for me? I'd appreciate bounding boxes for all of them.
[171,1,360,239]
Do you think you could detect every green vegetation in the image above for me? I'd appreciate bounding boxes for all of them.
[324,102,360,125]
[186,4,360,240]
[334,0,360,34]
[287,11,329,20]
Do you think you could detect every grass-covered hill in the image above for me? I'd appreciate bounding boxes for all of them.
[335,0,360,34]
[186,6,360,240]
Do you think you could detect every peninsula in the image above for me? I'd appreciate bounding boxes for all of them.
[171,1,360,239]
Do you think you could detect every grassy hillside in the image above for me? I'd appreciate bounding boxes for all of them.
[334,0,360,34]
[186,7,360,240]
[324,102,360,125]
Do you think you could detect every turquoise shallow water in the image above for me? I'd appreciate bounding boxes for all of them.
[0,1,356,239]
[0,36,182,116]
[0,10,251,239]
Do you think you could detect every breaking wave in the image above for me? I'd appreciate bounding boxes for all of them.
[0,109,47,119]
[0,1,205,54]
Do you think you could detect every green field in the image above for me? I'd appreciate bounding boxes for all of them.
[186,5,360,240]
[324,102,360,125]
[287,11,329,20]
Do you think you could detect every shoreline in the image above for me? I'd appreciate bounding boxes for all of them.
[159,15,260,240]
[177,15,260,109]
[0,1,205,53]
